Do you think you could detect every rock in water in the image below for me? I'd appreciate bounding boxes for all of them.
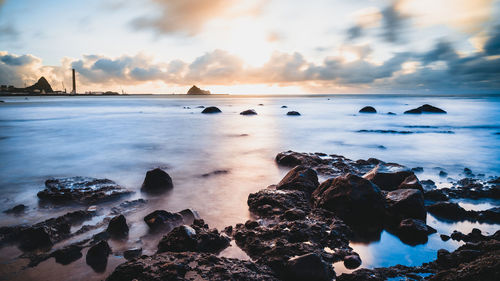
[86,240,111,272]
[143,210,183,231]
[240,109,257,115]
[397,218,436,245]
[106,215,129,238]
[186,85,211,95]
[37,177,130,204]
[201,106,222,113]
[18,227,53,251]
[4,204,26,214]
[404,104,446,114]
[344,254,362,269]
[283,253,334,281]
[123,248,142,260]
[359,106,377,113]
[385,189,426,222]
[312,174,385,224]
[52,245,83,265]
[287,111,301,116]
[363,164,422,191]
[276,165,319,194]
[141,168,173,193]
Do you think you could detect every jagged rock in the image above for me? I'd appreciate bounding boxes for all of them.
[123,248,142,260]
[186,85,210,95]
[283,253,334,281]
[107,251,279,281]
[144,210,183,231]
[404,104,446,114]
[276,165,319,194]
[363,164,422,191]
[247,189,310,218]
[201,106,221,113]
[141,168,173,193]
[86,240,111,272]
[312,174,385,224]
[240,109,257,115]
[37,177,130,204]
[359,106,376,113]
[106,214,129,238]
[287,111,301,116]
[385,189,426,222]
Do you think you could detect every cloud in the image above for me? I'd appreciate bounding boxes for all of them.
[380,2,408,43]
[483,25,500,55]
[131,0,267,36]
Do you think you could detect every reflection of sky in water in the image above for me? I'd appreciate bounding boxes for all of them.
[0,95,499,280]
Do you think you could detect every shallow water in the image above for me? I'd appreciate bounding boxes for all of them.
[0,94,499,280]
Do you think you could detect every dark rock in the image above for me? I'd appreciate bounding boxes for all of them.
[283,253,334,281]
[411,167,424,173]
[19,227,53,251]
[144,210,183,231]
[187,85,210,95]
[283,208,306,221]
[240,109,257,115]
[287,111,301,116]
[200,169,229,177]
[427,202,468,220]
[258,103,264,106]
[275,151,325,167]
[52,245,82,265]
[4,204,26,214]
[363,164,422,191]
[424,189,449,201]
[25,77,53,93]
[396,218,436,245]
[312,174,385,224]
[387,112,396,115]
[123,248,142,260]
[247,189,311,218]
[359,106,377,113]
[201,106,221,113]
[385,189,426,222]
[404,104,446,114]
[441,234,450,241]
[37,177,130,205]
[276,165,319,194]
[106,215,129,238]
[86,240,111,272]
[141,168,173,193]
[344,254,362,269]
[281,105,288,108]
[107,251,279,281]
[439,170,448,177]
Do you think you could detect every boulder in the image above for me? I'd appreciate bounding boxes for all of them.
[86,240,111,272]
[18,227,53,251]
[287,111,301,116]
[123,248,142,260]
[427,202,467,220]
[52,245,83,265]
[312,174,385,224]
[283,253,334,281]
[3,204,26,214]
[276,165,319,194]
[363,164,422,191]
[37,177,130,204]
[144,210,183,231]
[283,208,307,221]
[404,104,446,114]
[344,254,362,269]
[275,151,325,167]
[141,168,173,193]
[281,105,288,108]
[106,214,129,238]
[424,189,449,201]
[359,106,377,113]
[201,106,221,113]
[247,189,311,218]
[385,189,426,222]
[397,218,436,245]
[240,109,257,115]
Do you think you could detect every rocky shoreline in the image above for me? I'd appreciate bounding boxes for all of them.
[0,151,499,280]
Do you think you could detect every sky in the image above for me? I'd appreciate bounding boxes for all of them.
[0,0,499,94]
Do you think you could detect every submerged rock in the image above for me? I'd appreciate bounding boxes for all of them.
[141,168,173,193]
[201,106,221,113]
[107,251,279,281]
[312,174,385,224]
[240,109,257,115]
[143,210,184,231]
[37,177,131,205]
[283,253,334,281]
[404,104,446,114]
[3,204,26,214]
[359,106,377,113]
[287,111,301,116]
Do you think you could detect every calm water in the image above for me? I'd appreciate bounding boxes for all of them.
[0,94,499,280]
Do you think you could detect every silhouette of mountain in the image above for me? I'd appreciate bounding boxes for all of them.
[25,77,53,93]
[187,85,210,95]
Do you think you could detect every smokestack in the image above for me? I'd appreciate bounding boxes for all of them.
[72,68,76,94]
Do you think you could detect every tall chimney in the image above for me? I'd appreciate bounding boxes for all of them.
[72,68,76,94]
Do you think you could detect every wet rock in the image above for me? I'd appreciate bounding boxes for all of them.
[276,165,319,194]
[247,189,310,218]
[200,169,229,177]
[141,168,173,193]
[144,210,183,231]
[106,214,129,238]
[19,227,53,251]
[464,168,473,176]
[110,199,148,215]
[427,202,467,220]
[123,248,142,260]
[281,105,288,108]
[344,254,362,269]
[424,189,449,201]
[3,204,26,214]
[283,208,307,221]
[37,177,131,204]
[385,189,426,222]
[312,174,385,224]
[359,106,376,113]
[287,111,301,116]
[275,151,325,167]
[363,164,422,191]
[157,225,197,252]
[439,170,448,177]
[201,106,221,113]
[178,209,201,224]
[411,167,424,173]
[404,104,446,114]
[283,253,334,281]
[396,218,436,245]
[240,109,257,115]
[86,240,111,272]
[107,251,279,281]
[441,234,450,241]
[52,245,83,265]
